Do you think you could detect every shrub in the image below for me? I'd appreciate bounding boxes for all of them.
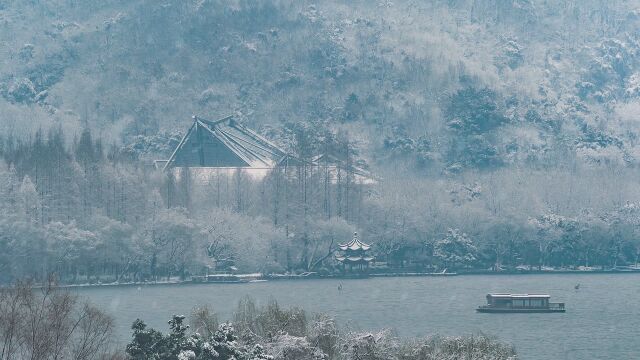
[190,305,219,337]
[233,297,307,341]
[256,300,307,339]
[126,316,273,360]
[308,314,339,358]
[398,334,517,360]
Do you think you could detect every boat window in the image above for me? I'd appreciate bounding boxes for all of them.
[530,299,543,307]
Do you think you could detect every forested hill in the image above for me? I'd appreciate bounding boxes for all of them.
[2,1,640,282]
[3,0,640,168]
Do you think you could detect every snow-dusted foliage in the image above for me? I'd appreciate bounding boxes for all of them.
[126,299,518,360]
[433,229,478,269]
[336,330,516,360]
[127,314,274,360]
[267,334,326,360]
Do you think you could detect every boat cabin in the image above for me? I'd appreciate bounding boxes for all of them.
[478,293,565,313]
[487,294,550,308]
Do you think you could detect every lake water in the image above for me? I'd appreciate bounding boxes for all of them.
[77,274,640,360]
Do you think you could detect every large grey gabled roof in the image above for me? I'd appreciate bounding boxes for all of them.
[163,115,291,170]
[198,116,289,167]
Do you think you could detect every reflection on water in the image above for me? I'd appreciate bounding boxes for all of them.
[77,274,640,360]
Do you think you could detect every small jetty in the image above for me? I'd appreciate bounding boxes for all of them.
[477,293,565,313]
[192,273,262,284]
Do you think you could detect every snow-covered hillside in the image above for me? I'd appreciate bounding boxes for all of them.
[2,1,640,169]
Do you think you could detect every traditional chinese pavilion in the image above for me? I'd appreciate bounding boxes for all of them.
[335,232,374,272]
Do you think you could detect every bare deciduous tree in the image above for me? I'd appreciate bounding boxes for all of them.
[0,278,119,360]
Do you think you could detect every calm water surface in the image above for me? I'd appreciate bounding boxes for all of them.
[77,274,640,360]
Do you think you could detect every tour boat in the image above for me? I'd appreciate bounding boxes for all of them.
[477,293,565,313]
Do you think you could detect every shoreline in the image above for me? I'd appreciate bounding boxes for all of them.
[51,268,640,289]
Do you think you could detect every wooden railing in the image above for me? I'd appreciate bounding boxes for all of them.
[479,302,565,310]
[548,302,565,309]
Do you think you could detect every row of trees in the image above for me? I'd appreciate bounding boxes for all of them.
[362,163,640,271]
[0,126,363,283]
[2,125,640,284]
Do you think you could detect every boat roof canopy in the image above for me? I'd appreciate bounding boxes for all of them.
[487,293,551,299]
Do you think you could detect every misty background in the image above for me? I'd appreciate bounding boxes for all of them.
[1,0,640,282]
